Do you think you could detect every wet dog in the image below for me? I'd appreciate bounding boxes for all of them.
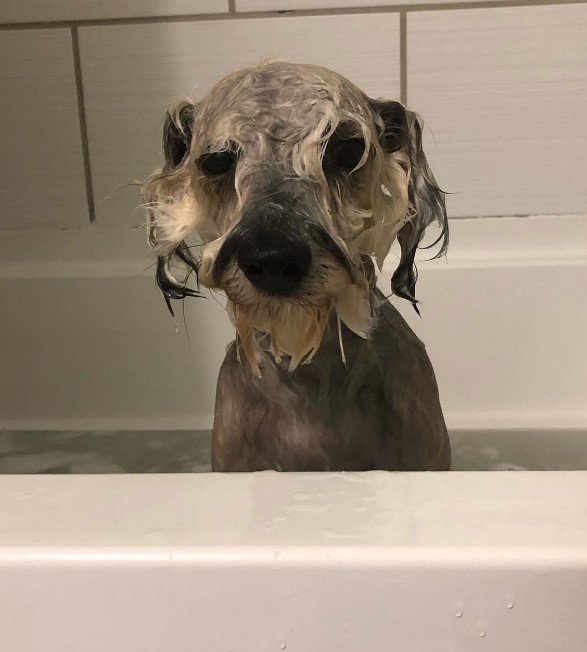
[143,60,450,472]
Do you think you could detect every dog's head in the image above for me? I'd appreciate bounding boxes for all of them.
[143,61,447,371]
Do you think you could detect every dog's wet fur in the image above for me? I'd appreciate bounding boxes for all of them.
[143,60,450,471]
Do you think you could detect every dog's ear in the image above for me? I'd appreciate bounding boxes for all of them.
[143,98,197,216]
[143,98,198,250]
[143,99,200,315]
[372,100,448,312]
[161,99,196,171]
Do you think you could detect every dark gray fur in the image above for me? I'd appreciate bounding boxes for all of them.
[213,285,450,472]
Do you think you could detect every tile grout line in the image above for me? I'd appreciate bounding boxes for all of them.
[228,0,236,12]
[0,0,583,31]
[71,27,96,224]
[400,10,408,105]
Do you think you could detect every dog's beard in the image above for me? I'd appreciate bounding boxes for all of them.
[226,278,372,377]
[229,299,332,375]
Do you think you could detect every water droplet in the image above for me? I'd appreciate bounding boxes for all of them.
[507,602,515,610]
[455,610,463,619]
[479,631,486,638]
[279,643,287,650]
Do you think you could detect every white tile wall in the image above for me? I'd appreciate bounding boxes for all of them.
[408,4,587,218]
[0,29,88,230]
[79,14,400,225]
[1,3,586,230]
[236,0,499,8]
[0,0,226,24]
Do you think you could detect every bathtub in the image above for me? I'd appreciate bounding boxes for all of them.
[1,214,586,650]
[1,471,586,651]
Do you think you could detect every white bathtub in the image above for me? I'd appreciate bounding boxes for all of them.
[1,471,586,651]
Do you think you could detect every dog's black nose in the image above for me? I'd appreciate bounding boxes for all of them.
[238,233,312,296]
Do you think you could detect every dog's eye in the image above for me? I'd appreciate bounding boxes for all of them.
[199,149,236,176]
[326,136,366,172]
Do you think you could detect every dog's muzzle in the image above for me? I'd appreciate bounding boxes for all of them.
[211,178,357,296]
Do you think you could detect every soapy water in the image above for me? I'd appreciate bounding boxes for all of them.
[0,428,586,473]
